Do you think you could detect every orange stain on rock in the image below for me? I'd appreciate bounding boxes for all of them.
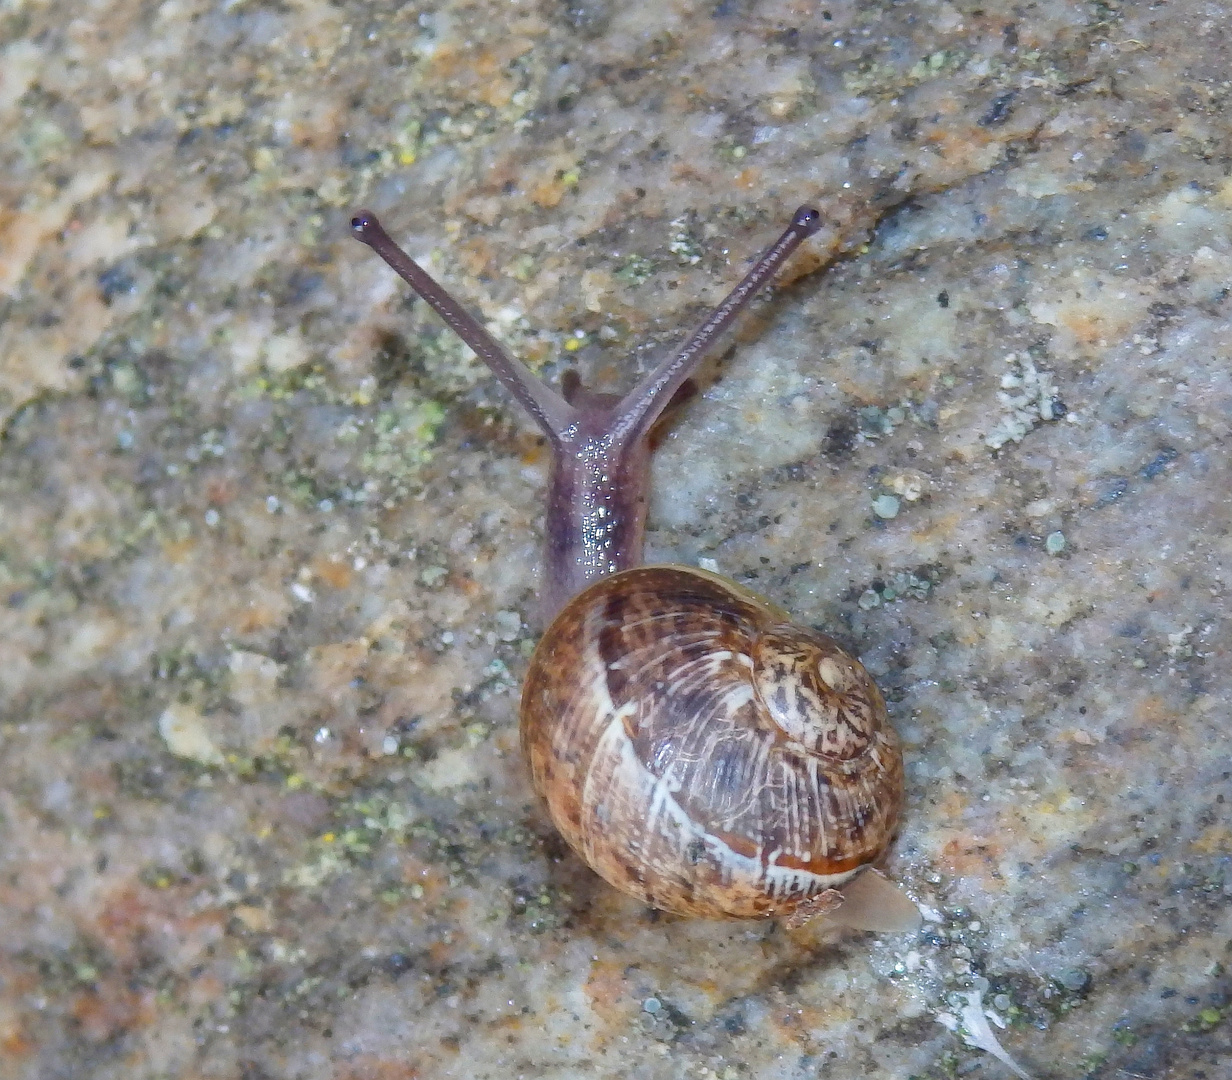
[401,858,450,903]
[1190,824,1232,855]
[735,166,761,190]
[426,43,464,80]
[0,1013,34,1059]
[767,996,847,1048]
[583,958,638,1044]
[307,639,370,702]
[92,885,226,969]
[427,938,455,968]
[236,601,283,634]
[204,476,237,506]
[936,832,1006,881]
[583,958,631,1015]
[161,536,196,564]
[936,788,970,821]
[1125,694,1183,741]
[519,440,546,466]
[428,38,534,108]
[70,982,157,1043]
[313,556,353,590]
[529,175,568,209]
[457,236,495,277]
[184,971,225,1010]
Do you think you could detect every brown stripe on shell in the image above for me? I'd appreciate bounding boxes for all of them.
[520,565,903,920]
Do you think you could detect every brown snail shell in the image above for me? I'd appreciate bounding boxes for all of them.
[521,565,904,920]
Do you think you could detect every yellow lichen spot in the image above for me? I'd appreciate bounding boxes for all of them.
[162,537,196,564]
[234,904,273,932]
[481,77,516,108]
[1190,824,1232,855]
[285,773,304,791]
[563,338,581,352]
[398,149,416,166]
[252,146,277,172]
[320,832,336,844]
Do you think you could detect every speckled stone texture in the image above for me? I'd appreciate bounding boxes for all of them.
[1,1,1230,1078]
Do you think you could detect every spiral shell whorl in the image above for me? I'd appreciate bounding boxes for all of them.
[520,565,903,919]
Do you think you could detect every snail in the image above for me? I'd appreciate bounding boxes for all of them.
[352,205,919,932]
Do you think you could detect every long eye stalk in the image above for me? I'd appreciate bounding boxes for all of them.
[352,205,823,620]
[351,212,577,442]
[350,206,822,443]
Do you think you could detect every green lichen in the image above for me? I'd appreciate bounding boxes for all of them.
[614,254,656,286]
[282,788,420,890]
[509,884,571,934]
[359,397,448,499]
[1184,1004,1226,1032]
[857,565,944,609]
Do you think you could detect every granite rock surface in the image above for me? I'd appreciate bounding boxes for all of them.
[1,1,1230,1078]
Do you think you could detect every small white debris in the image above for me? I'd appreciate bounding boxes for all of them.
[420,565,448,587]
[417,745,480,791]
[493,610,522,642]
[889,471,926,501]
[698,557,720,574]
[668,215,703,264]
[158,703,224,766]
[958,990,1033,1079]
[872,494,900,519]
[290,582,314,603]
[984,353,1059,450]
[1166,624,1195,661]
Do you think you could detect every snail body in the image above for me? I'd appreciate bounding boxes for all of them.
[353,206,915,929]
